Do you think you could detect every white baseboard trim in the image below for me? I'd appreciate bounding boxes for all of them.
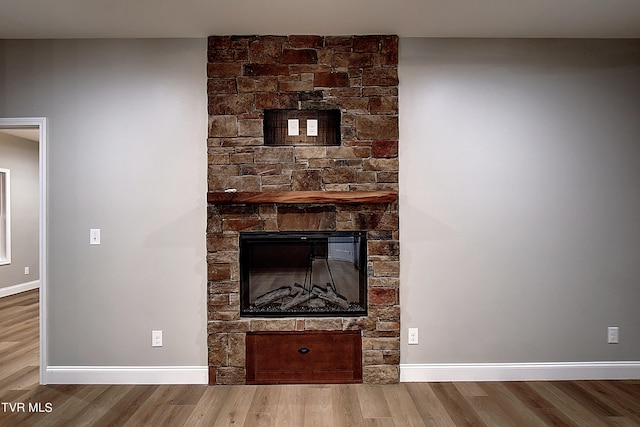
[0,280,40,298]
[400,361,640,382]
[44,366,209,385]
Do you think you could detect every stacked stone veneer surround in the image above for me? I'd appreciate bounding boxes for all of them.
[207,35,399,384]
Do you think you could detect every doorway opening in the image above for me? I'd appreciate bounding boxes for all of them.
[0,118,47,384]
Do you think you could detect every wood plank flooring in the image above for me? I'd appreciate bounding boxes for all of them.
[2,289,639,426]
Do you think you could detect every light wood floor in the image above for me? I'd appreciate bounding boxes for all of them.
[1,290,639,426]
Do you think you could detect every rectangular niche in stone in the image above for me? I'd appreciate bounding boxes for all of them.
[264,110,341,146]
[240,231,367,317]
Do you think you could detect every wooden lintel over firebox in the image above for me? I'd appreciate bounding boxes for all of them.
[207,191,397,205]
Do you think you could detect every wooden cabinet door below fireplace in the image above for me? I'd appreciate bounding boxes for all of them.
[246,331,362,384]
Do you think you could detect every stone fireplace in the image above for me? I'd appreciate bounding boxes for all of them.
[207,35,399,384]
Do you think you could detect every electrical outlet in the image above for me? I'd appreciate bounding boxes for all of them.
[608,326,619,344]
[24,267,29,275]
[152,330,163,347]
[408,327,419,345]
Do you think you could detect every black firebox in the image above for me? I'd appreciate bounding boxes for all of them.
[239,231,367,317]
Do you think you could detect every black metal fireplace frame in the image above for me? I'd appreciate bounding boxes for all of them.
[239,231,368,318]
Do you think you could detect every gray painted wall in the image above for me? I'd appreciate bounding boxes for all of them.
[0,133,39,288]
[0,39,208,366]
[399,39,640,364]
[2,37,639,371]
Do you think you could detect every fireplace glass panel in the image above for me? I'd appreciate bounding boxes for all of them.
[240,231,367,317]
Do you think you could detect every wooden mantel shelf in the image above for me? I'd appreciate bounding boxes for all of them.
[207,191,397,205]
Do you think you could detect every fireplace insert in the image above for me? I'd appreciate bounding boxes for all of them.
[240,231,367,317]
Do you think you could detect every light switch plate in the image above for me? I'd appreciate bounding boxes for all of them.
[287,119,299,136]
[307,119,318,136]
[90,229,101,245]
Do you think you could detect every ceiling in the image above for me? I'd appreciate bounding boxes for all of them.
[1,0,640,39]
[0,129,40,142]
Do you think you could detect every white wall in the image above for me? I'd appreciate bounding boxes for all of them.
[0,133,39,289]
[399,39,640,370]
[0,39,208,376]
